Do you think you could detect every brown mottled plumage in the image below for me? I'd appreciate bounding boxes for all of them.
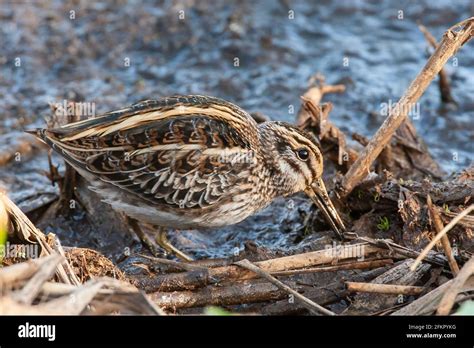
[30,95,345,258]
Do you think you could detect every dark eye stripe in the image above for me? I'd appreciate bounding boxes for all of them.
[276,139,288,153]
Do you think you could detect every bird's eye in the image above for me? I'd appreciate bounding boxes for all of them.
[296,148,309,161]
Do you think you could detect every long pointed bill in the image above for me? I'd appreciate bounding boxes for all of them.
[305,178,346,239]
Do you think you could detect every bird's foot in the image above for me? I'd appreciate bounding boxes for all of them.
[127,217,193,261]
[127,218,163,257]
[155,230,194,261]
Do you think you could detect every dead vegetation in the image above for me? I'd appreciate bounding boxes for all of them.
[0,17,473,316]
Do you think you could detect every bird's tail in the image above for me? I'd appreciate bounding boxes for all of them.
[24,128,47,142]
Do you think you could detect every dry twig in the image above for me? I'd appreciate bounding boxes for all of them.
[0,192,80,285]
[411,204,474,271]
[437,256,474,315]
[297,73,346,126]
[418,23,456,104]
[346,282,425,295]
[150,280,293,310]
[134,243,384,292]
[234,259,335,316]
[426,195,460,275]
[12,253,64,305]
[271,258,393,276]
[344,259,430,315]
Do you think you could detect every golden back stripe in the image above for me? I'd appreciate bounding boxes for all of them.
[128,145,249,157]
[61,104,254,141]
[59,107,131,129]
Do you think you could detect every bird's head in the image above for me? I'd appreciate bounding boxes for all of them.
[259,121,345,238]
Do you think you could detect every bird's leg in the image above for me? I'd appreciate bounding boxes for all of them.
[127,217,162,257]
[155,228,194,261]
[127,217,193,261]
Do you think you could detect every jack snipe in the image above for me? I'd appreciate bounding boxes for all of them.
[29,95,345,260]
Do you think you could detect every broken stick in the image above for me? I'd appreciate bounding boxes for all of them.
[418,23,457,104]
[150,280,292,310]
[297,74,345,125]
[411,204,474,271]
[346,282,424,295]
[235,259,335,316]
[426,195,460,275]
[271,258,393,276]
[133,243,384,292]
[437,256,474,315]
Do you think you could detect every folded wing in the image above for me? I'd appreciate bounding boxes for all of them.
[35,95,259,210]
